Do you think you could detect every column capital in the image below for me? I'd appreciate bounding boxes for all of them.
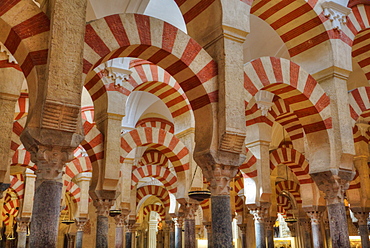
[352,210,370,226]
[265,216,276,231]
[237,223,247,232]
[93,199,114,217]
[16,217,30,233]
[310,170,354,205]
[114,214,127,228]
[202,164,239,195]
[75,217,89,232]
[165,220,175,231]
[249,206,269,224]
[29,144,75,183]
[185,200,199,220]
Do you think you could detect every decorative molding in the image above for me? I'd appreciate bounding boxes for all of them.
[355,117,369,137]
[219,131,245,154]
[0,43,17,64]
[42,101,79,132]
[254,90,274,116]
[103,58,132,88]
[322,1,351,30]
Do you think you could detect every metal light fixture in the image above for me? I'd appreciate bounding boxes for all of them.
[188,166,211,202]
[109,209,122,217]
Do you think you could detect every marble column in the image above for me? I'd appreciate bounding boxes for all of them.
[353,211,370,248]
[175,217,183,248]
[250,207,268,248]
[94,199,114,248]
[265,217,275,248]
[148,220,157,248]
[306,209,324,248]
[16,217,30,248]
[184,200,198,248]
[166,220,175,248]
[163,225,170,248]
[204,222,213,248]
[299,218,312,248]
[75,218,88,248]
[311,171,352,248]
[238,224,247,248]
[29,146,71,248]
[157,229,164,248]
[323,216,332,248]
[125,220,136,248]
[114,214,127,248]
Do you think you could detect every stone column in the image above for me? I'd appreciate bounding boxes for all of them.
[323,216,331,248]
[184,200,198,248]
[125,220,136,248]
[265,217,275,248]
[202,164,239,248]
[299,218,312,248]
[305,209,324,248]
[157,229,164,248]
[166,220,175,248]
[148,220,157,248]
[28,146,75,248]
[75,218,88,248]
[114,214,128,248]
[94,199,114,248]
[203,222,213,248]
[250,207,268,248]
[311,171,352,248]
[353,211,370,248]
[16,217,30,248]
[174,217,183,248]
[238,224,247,248]
[163,225,170,248]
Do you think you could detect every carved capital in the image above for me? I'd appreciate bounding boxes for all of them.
[265,216,276,231]
[322,0,351,30]
[0,43,17,63]
[255,90,274,116]
[299,218,312,232]
[306,211,324,225]
[238,223,247,233]
[165,220,175,231]
[185,200,199,220]
[352,211,369,226]
[93,199,114,217]
[249,207,268,224]
[29,145,75,183]
[204,164,238,195]
[310,170,354,205]
[16,217,30,233]
[174,217,184,227]
[114,214,127,228]
[75,217,88,232]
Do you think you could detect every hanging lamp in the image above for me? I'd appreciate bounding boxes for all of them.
[188,165,211,202]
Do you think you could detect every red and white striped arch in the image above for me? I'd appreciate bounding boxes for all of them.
[346,4,370,81]
[270,147,312,184]
[121,127,189,174]
[244,57,331,135]
[200,199,210,211]
[136,150,169,169]
[81,106,94,123]
[83,13,217,119]
[275,180,302,204]
[64,157,92,185]
[14,93,29,121]
[131,165,177,193]
[246,97,304,144]
[277,194,292,215]
[0,0,50,99]
[235,195,244,214]
[348,86,370,125]
[130,63,192,118]
[136,185,170,208]
[9,174,24,200]
[348,169,361,190]
[11,149,36,170]
[249,0,340,57]
[239,148,257,178]
[2,191,19,225]
[142,204,166,219]
[65,181,81,203]
[80,120,104,175]
[136,118,175,134]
